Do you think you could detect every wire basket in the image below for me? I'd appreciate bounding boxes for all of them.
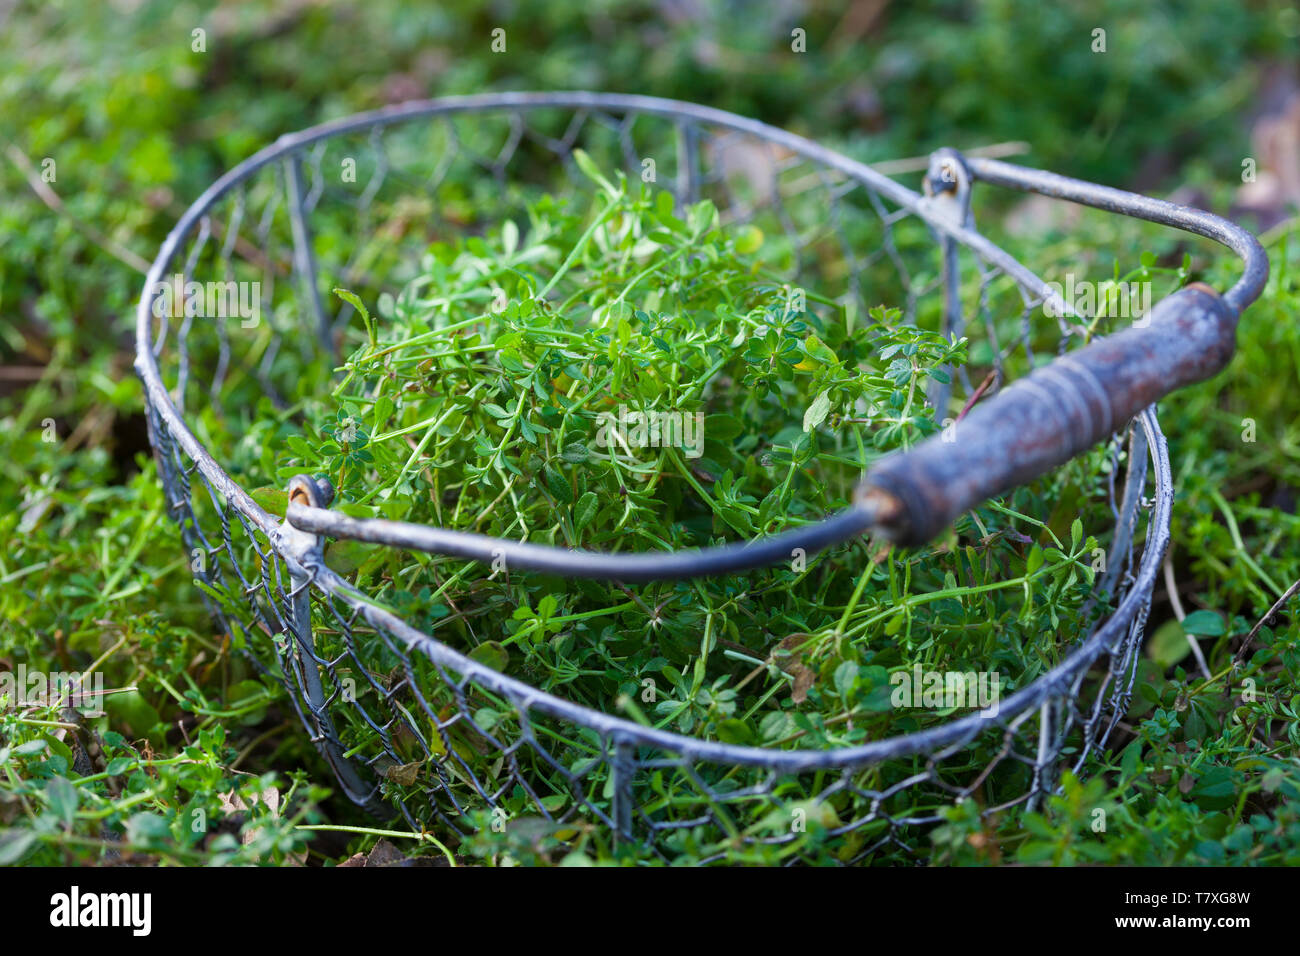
[135,92,1267,863]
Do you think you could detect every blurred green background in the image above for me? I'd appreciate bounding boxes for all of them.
[1,0,1299,865]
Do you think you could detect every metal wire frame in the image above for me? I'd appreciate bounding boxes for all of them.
[133,92,1261,860]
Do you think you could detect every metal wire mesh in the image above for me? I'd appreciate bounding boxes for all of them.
[136,93,1185,863]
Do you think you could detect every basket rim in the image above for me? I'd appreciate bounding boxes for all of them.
[135,91,1197,773]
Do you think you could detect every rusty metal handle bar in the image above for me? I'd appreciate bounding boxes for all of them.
[285,497,879,582]
[284,156,1267,571]
[965,157,1269,313]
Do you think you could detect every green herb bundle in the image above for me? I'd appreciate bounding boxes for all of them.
[263,156,1111,860]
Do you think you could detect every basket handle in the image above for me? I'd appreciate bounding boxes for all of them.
[286,283,1242,574]
[858,282,1239,546]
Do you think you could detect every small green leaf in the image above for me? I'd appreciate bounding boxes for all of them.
[332,291,369,325]
[715,718,755,745]
[325,539,373,576]
[561,443,591,464]
[0,829,38,865]
[125,812,171,845]
[803,390,832,433]
[802,334,838,366]
[249,487,289,516]
[571,149,617,197]
[333,288,375,345]
[537,594,559,619]
[833,661,858,700]
[1120,740,1143,779]
[227,679,271,727]
[1182,610,1225,637]
[734,224,763,254]
[469,641,510,673]
[544,464,572,504]
[1146,619,1193,669]
[45,776,79,827]
[573,491,599,531]
[687,199,718,235]
[704,413,744,441]
[1188,766,1238,811]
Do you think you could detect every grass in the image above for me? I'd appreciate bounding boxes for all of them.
[1,1,1298,866]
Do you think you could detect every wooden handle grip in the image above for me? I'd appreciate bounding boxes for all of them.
[859,284,1239,546]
